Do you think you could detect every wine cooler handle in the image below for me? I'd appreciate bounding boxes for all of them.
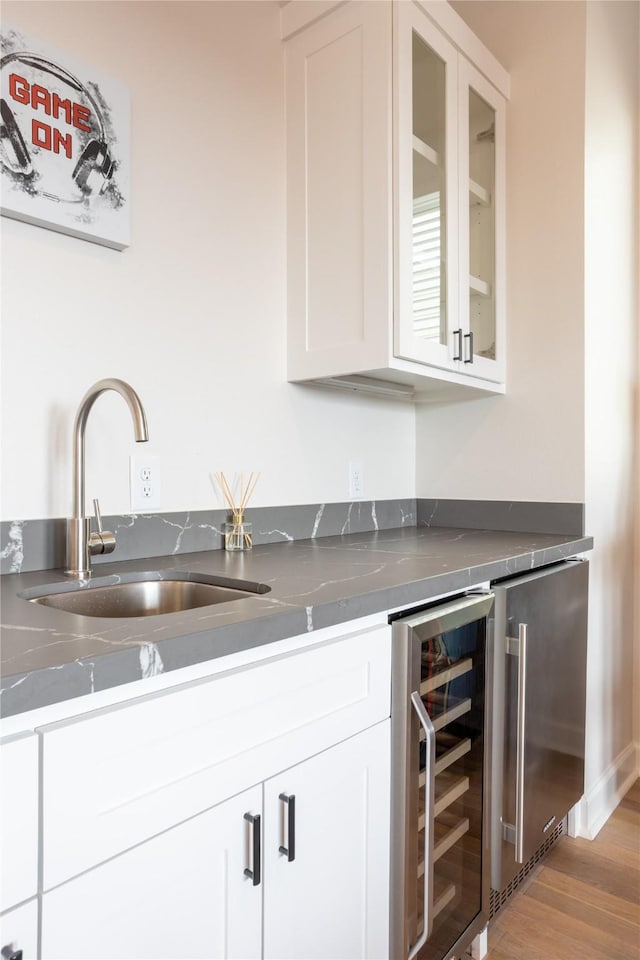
[278,793,296,862]
[409,692,436,958]
[243,812,261,886]
[515,622,528,863]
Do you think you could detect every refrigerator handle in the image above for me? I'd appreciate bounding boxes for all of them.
[409,692,436,957]
[514,622,528,863]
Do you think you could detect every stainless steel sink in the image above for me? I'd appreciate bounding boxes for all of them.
[22,572,271,619]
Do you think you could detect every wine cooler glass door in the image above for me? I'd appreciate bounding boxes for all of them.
[391,592,492,960]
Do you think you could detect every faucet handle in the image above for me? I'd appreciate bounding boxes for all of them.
[93,498,104,534]
[88,498,116,557]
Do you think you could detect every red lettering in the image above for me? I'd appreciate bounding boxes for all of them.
[52,128,72,159]
[8,76,91,134]
[9,73,29,105]
[32,118,51,150]
[73,103,91,133]
[51,93,72,125]
[30,84,51,115]
[31,120,74,159]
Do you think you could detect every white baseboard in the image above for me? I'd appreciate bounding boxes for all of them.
[572,741,640,839]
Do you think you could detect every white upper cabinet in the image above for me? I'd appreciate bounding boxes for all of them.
[284,0,509,399]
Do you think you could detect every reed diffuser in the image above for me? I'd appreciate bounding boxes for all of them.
[215,471,260,551]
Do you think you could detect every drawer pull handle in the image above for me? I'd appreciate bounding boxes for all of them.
[243,812,261,886]
[279,792,296,862]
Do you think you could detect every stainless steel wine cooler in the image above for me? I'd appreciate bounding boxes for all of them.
[390,592,494,960]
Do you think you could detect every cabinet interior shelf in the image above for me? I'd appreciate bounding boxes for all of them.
[412,134,440,168]
[469,275,492,298]
[469,178,490,206]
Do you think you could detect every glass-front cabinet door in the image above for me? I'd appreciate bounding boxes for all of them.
[395,1,458,371]
[395,5,506,384]
[458,58,506,382]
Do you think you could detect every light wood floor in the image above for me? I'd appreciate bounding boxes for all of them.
[486,780,640,960]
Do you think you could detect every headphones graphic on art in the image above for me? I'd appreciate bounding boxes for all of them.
[0,51,115,202]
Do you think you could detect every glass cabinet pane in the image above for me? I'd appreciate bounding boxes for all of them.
[468,88,496,360]
[416,622,486,960]
[412,33,447,347]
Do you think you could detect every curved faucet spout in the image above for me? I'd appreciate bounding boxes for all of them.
[67,378,149,578]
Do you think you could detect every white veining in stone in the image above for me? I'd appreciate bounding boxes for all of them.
[198,522,224,536]
[77,659,96,694]
[424,501,439,527]
[139,643,164,678]
[306,606,313,632]
[400,506,412,525]
[311,504,325,538]
[371,502,378,531]
[0,673,30,694]
[290,563,388,600]
[115,516,137,531]
[1,520,24,573]
[261,529,294,541]
[160,512,192,554]
[341,503,354,535]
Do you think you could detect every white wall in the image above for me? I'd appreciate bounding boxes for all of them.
[584,0,639,819]
[636,6,640,776]
[0,1,415,520]
[442,0,640,831]
[417,0,587,504]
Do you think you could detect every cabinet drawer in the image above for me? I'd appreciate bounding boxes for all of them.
[40,625,391,889]
[0,898,38,960]
[0,733,39,912]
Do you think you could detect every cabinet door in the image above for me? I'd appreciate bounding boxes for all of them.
[286,0,392,382]
[0,733,39,912]
[0,899,38,960]
[41,785,262,960]
[263,721,390,960]
[395,2,459,372]
[457,57,506,383]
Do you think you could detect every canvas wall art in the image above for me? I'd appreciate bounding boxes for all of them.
[0,25,130,250]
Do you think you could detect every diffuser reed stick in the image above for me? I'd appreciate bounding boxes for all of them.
[215,471,260,549]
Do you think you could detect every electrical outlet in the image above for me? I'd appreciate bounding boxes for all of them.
[130,455,161,511]
[349,460,364,500]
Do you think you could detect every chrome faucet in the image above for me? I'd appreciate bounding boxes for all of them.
[66,378,149,579]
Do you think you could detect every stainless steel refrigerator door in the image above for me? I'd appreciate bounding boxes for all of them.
[491,560,588,891]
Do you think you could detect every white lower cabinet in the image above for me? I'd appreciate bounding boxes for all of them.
[41,785,263,960]
[0,899,38,960]
[41,721,390,960]
[263,720,390,960]
[0,734,39,913]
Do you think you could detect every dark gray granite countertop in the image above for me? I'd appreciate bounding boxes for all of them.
[0,526,592,718]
